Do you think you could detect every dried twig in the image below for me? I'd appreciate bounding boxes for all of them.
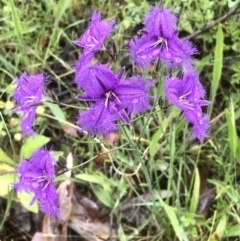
[183,4,240,40]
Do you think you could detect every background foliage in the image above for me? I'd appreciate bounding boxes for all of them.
[0,0,240,240]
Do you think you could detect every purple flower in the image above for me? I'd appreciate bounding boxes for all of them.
[129,33,196,69]
[144,6,177,39]
[76,66,153,136]
[12,72,46,136]
[165,71,210,142]
[13,148,59,217]
[129,6,197,70]
[74,11,115,54]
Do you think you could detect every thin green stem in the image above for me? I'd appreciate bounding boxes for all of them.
[121,125,153,194]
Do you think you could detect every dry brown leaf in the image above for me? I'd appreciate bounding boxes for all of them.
[69,194,116,241]
[69,215,116,241]
[78,196,100,220]
[103,133,119,145]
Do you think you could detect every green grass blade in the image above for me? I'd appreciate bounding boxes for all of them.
[216,214,228,239]
[9,0,23,46]
[160,200,185,241]
[189,167,200,213]
[210,24,224,115]
[44,0,70,62]
[225,99,238,159]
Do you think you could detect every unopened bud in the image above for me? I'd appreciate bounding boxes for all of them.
[14,133,22,141]
[36,106,45,115]
[5,100,14,110]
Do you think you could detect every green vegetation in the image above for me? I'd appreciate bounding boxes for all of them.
[1,0,240,240]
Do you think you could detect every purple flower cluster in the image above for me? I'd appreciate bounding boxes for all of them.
[12,72,46,136]
[74,12,154,137]
[11,5,211,217]
[13,148,59,217]
[129,6,210,142]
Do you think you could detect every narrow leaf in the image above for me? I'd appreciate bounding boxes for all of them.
[45,102,66,121]
[159,198,184,241]
[216,214,228,239]
[189,167,200,213]
[0,148,15,165]
[210,24,223,114]
[9,0,23,45]
[20,135,50,159]
[225,99,237,158]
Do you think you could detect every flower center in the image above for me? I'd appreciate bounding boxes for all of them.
[179,91,194,109]
[151,37,168,51]
[35,173,51,191]
[104,91,121,108]
[86,35,98,47]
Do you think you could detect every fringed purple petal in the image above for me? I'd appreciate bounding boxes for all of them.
[144,6,178,39]
[77,100,118,136]
[129,34,161,68]
[74,11,115,54]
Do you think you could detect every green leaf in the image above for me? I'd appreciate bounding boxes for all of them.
[118,224,128,241]
[228,0,240,8]
[0,173,16,197]
[210,24,224,115]
[158,197,185,241]
[75,173,117,207]
[17,192,39,213]
[224,225,240,237]
[216,214,228,239]
[9,0,23,45]
[95,186,113,208]
[149,108,180,157]
[0,148,15,165]
[44,102,66,121]
[75,173,117,191]
[20,135,50,159]
[225,100,238,158]
[189,167,200,213]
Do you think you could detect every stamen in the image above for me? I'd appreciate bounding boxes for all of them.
[104,91,121,108]
[111,92,121,103]
[42,181,50,191]
[35,175,49,182]
[179,91,194,109]
[179,91,192,100]
[105,91,112,107]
